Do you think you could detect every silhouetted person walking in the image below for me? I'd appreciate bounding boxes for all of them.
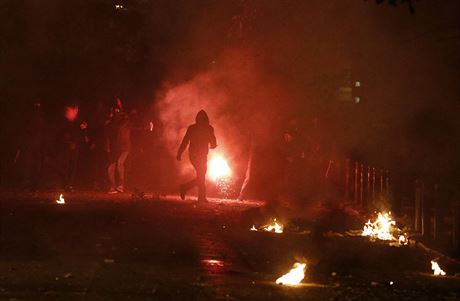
[177,110,217,202]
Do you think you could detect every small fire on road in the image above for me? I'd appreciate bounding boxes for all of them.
[56,194,65,204]
[362,212,407,245]
[431,260,446,276]
[276,262,306,286]
[250,218,284,233]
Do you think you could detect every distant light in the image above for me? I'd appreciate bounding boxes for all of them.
[115,4,124,10]
[355,81,361,87]
[354,97,360,104]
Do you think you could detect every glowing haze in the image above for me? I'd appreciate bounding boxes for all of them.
[155,48,287,184]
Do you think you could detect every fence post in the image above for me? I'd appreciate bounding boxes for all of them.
[367,166,371,205]
[453,199,460,251]
[345,159,350,201]
[354,162,359,204]
[372,167,376,201]
[432,184,439,242]
[422,181,428,238]
[360,163,364,208]
[415,179,423,233]
[385,170,390,193]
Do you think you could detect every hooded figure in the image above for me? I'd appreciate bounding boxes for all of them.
[177,110,217,202]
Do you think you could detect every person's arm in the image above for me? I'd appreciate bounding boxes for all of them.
[177,127,190,160]
[209,126,217,149]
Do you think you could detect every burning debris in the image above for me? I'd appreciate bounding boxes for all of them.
[362,212,407,245]
[56,194,65,204]
[250,218,284,233]
[398,235,408,245]
[431,260,446,276]
[264,218,284,233]
[276,262,306,286]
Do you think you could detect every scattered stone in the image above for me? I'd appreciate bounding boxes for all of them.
[104,258,115,264]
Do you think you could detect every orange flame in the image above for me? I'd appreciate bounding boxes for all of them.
[276,262,306,285]
[56,194,65,204]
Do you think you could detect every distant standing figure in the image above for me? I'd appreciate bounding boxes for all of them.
[177,110,217,202]
[22,101,45,191]
[56,104,81,192]
[106,99,131,194]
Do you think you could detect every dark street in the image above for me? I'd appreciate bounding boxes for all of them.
[1,193,458,300]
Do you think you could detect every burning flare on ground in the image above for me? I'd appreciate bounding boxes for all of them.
[263,218,284,233]
[250,219,284,233]
[56,194,65,204]
[276,262,306,286]
[208,154,231,182]
[362,212,407,244]
[431,260,446,276]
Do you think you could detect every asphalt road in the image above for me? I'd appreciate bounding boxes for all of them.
[0,192,459,300]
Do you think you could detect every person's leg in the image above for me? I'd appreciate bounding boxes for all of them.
[116,151,129,192]
[107,161,117,193]
[66,149,79,191]
[193,157,207,201]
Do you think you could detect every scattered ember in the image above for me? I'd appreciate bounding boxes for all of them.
[215,176,234,198]
[250,225,257,231]
[276,262,306,286]
[431,260,446,276]
[56,194,65,204]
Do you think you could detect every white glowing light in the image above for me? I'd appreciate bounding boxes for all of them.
[276,262,306,286]
[56,194,65,204]
[263,218,283,234]
[250,225,257,231]
[362,212,396,241]
[398,234,408,245]
[208,155,231,181]
[431,260,446,276]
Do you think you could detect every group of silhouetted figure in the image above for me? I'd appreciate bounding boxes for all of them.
[15,97,220,202]
[14,96,329,203]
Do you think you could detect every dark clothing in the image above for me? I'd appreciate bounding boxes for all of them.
[178,110,217,201]
[106,112,131,190]
[107,113,131,161]
[178,124,217,159]
[22,109,45,190]
[182,156,207,200]
[55,119,82,189]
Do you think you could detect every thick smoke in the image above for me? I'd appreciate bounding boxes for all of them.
[155,48,287,185]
